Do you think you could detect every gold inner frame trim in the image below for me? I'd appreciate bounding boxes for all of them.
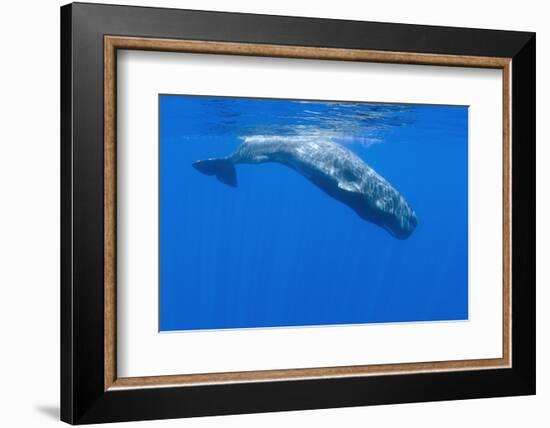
[104,35,512,391]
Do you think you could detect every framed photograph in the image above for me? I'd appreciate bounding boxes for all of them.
[60,2,535,424]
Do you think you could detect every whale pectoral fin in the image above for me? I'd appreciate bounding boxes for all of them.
[192,158,237,187]
[337,180,356,192]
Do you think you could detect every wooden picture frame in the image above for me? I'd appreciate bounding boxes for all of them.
[61,2,535,424]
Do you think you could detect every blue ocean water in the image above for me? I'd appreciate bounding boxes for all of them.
[159,95,468,332]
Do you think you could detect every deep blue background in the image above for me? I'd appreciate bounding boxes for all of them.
[159,95,468,331]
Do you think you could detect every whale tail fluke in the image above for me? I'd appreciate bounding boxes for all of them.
[192,158,237,187]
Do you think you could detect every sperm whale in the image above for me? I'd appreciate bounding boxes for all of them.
[192,137,417,239]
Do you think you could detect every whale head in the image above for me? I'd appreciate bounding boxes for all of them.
[380,202,418,240]
[350,191,418,239]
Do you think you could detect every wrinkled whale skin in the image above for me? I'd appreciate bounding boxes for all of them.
[193,138,417,239]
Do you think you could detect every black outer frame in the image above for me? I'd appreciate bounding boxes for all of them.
[60,2,535,424]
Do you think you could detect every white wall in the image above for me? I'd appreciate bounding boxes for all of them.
[0,0,546,426]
